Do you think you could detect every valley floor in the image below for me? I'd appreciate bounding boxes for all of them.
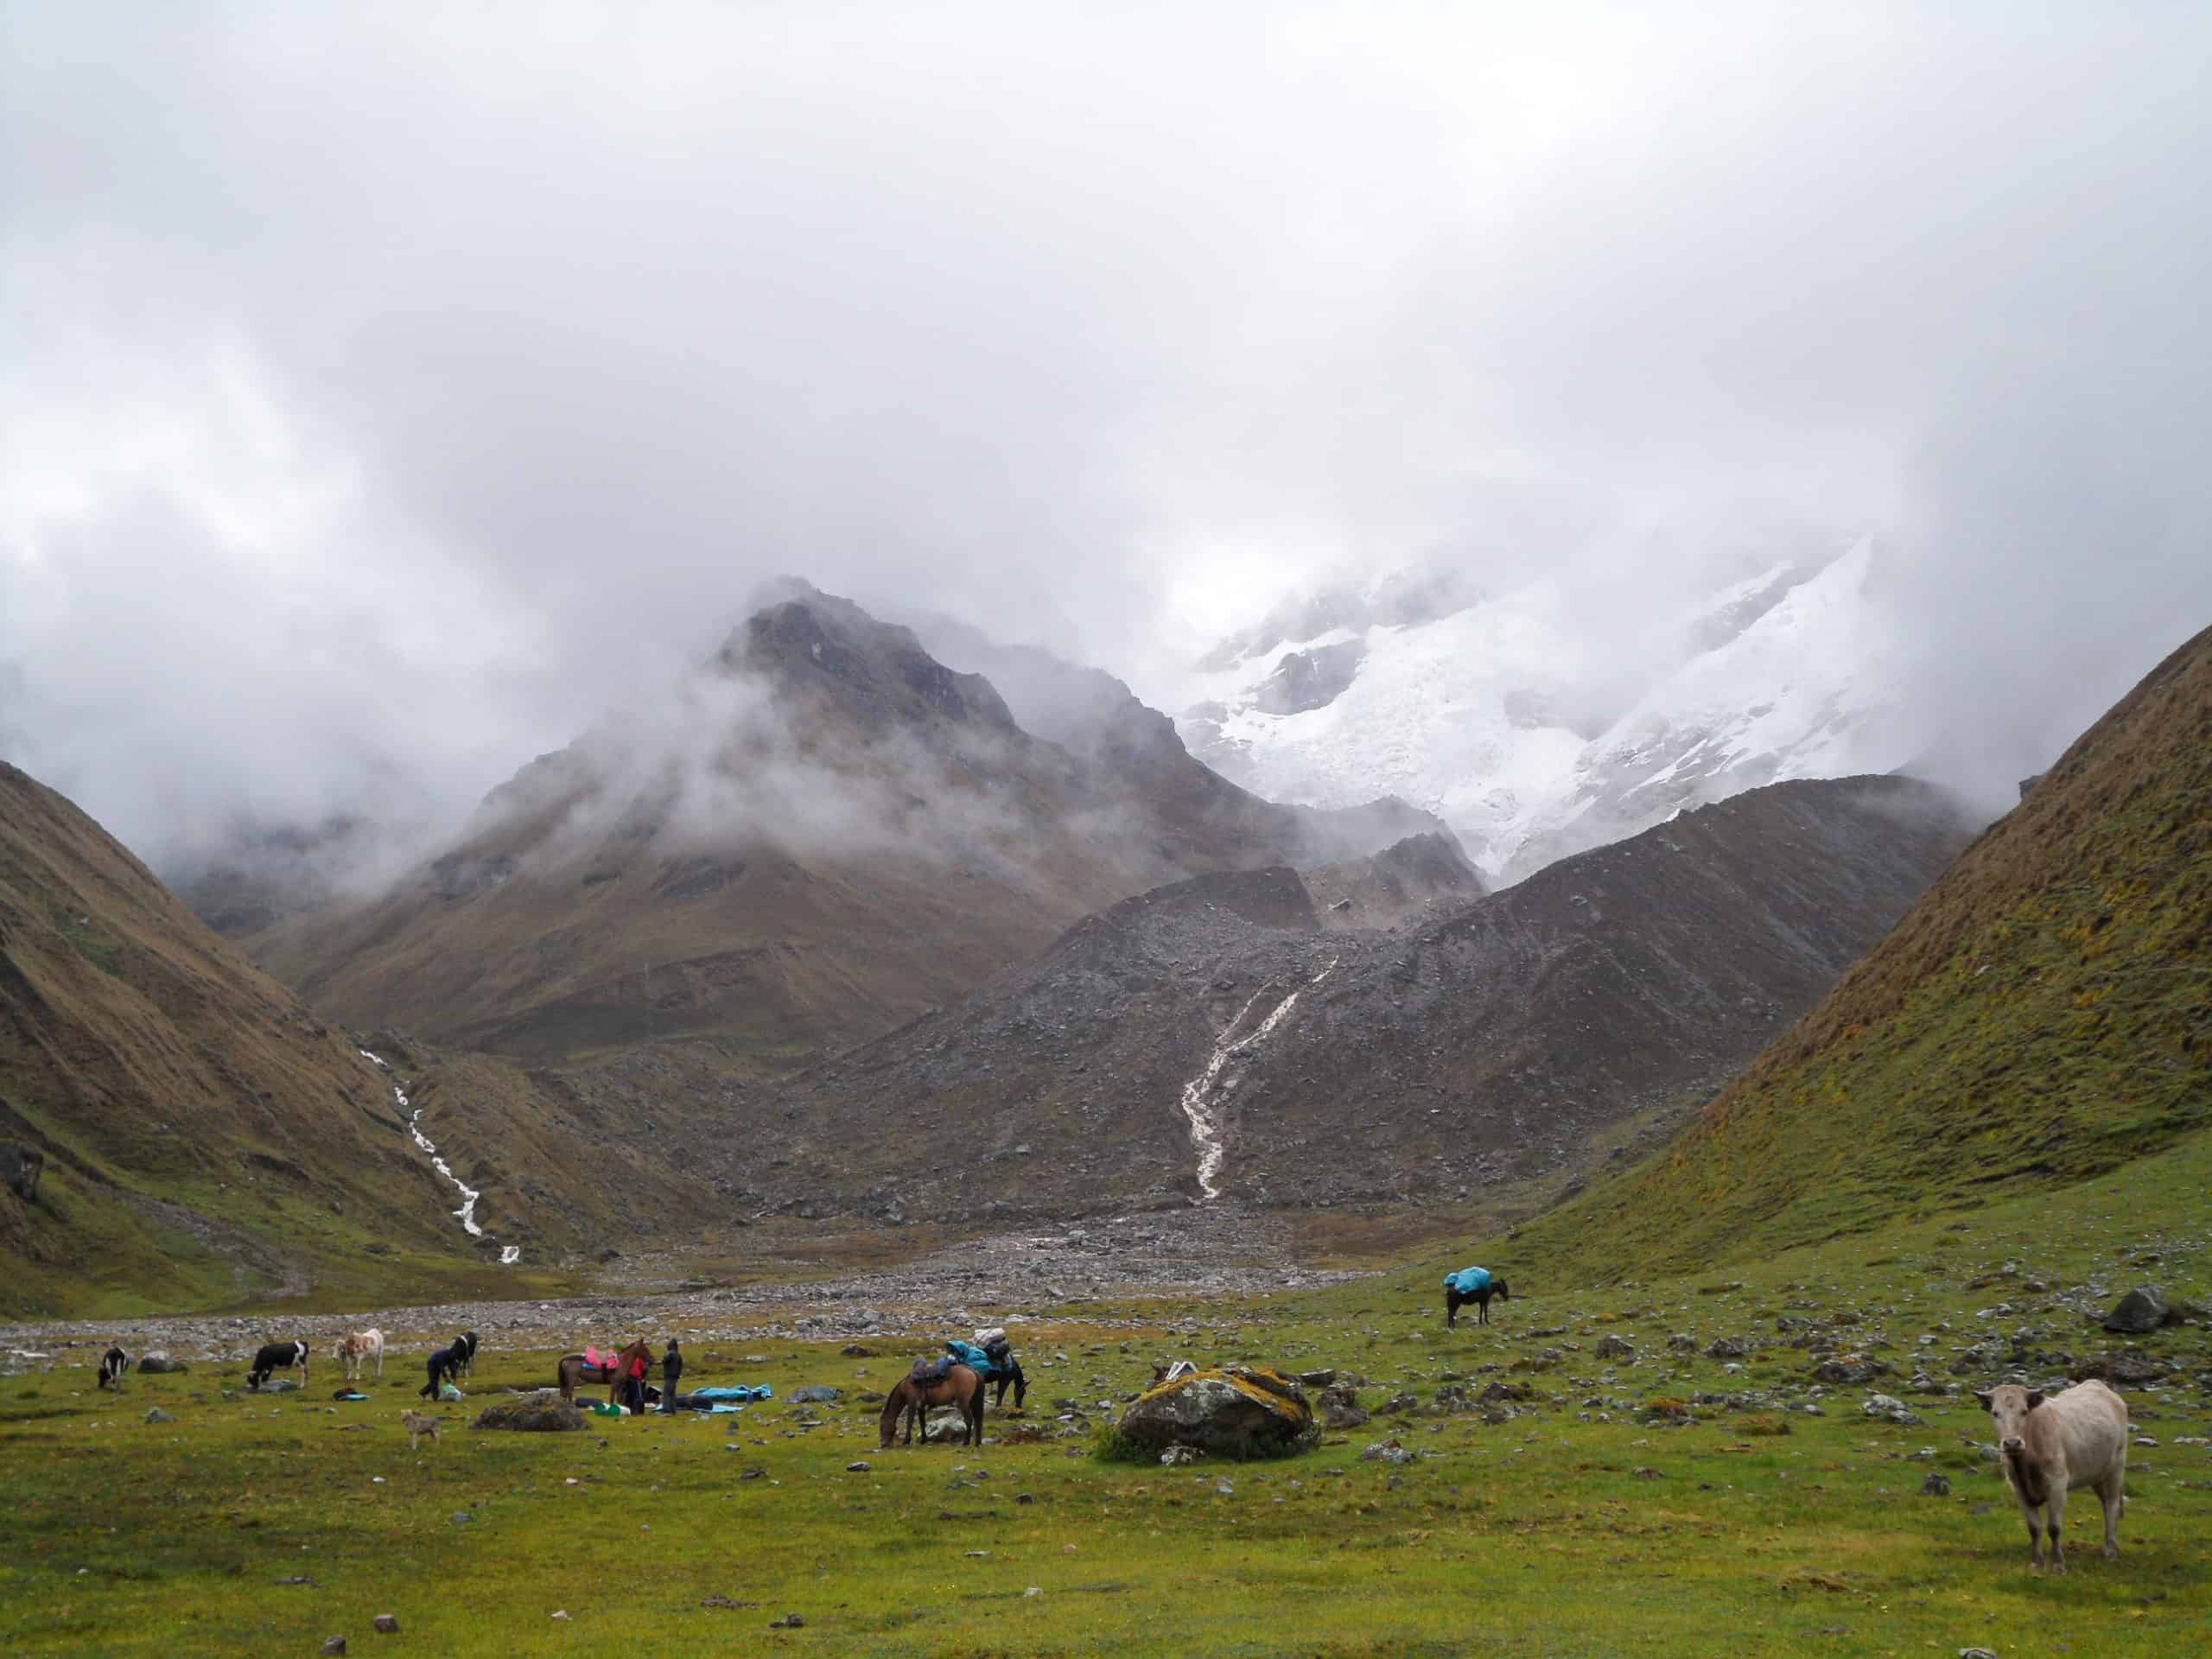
[0,1202,1364,1363]
[3,1142,2209,1657]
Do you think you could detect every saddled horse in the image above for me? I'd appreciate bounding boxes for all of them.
[556,1338,653,1405]
[1444,1273,1510,1328]
[879,1362,985,1448]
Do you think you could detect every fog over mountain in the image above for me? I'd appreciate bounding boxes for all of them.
[3,3,2209,878]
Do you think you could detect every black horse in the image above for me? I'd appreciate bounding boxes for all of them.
[1444,1276,1510,1328]
[988,1357,1027,1411]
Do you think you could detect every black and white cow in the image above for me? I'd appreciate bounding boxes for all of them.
[451,1330,480,1379]
[246,1339,309,1390]
[97,1346,130,1389]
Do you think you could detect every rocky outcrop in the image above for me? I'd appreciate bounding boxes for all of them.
[1254,640,1365,715]
[1116,1365,1319,1460]
[2105,1287,2171,1334]
[1,1141,41,1203]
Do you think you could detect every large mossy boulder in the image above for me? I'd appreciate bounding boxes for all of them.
[1116,1365,1319,1460]
[473,1391,586,1433]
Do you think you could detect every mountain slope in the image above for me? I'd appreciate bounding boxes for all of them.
[247,588,1448,1065]
[721,775,1972,1219]
[1518,620,2212,1279]
[0,762,733,1316]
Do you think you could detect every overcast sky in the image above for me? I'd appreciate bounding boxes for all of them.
[3,2,2209,865]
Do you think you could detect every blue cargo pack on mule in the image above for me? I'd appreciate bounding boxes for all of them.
[1444,1267,1491,1296]
[945,1340,997,1376]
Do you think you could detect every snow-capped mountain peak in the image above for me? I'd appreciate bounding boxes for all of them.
[1179,538,1908,882]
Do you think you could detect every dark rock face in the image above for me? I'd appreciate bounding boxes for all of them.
[2017,772,2046,801]
[0,1141,41,1202]
[2104,1287,2171,1334]
[1254,640,1367,715]
[1116,1366,1319,1460]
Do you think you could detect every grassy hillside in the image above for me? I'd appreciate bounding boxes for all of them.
[0,764,720,1318]
[1512,622,2212,1281]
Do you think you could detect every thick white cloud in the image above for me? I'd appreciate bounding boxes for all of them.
[3,2,2208,863]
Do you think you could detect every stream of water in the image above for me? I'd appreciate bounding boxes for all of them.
[1177,958,1336,1200]
[361,1050,519,1263]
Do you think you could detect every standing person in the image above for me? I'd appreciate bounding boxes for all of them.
[660,1338,683,1414]
[625,1344,651,1414]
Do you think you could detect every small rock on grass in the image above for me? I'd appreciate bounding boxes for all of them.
[145,1408,174,1425]
[845,1459,871,1472]
[769,1612,805,1629]
[372,1615,399,1634]
[1922,1473,1952,1497]
[321,1639,346,1656]
[1959,1649,1999,1659]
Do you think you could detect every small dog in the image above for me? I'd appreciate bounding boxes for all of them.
[399,1410,442,1450]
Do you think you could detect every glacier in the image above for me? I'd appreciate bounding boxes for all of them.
[1179,538,1912,884]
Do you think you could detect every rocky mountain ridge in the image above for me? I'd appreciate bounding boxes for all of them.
[708,773,1974,1221]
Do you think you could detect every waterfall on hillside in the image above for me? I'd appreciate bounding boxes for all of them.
[360,1049,518,1263]
[1177,959,1336,1200]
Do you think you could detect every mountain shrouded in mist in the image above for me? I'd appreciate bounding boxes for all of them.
[239,587,1449,1065]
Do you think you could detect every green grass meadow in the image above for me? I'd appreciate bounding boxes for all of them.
[5,1135,2209,1657]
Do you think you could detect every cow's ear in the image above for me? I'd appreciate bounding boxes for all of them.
[1973,1390,1993,1411]
[2025,1390,2046,1410]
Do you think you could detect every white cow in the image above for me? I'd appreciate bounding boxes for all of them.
[1975,1379,2129,1572]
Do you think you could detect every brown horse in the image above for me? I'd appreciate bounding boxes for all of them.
[879,1363,985,1448]
[556,1338,653,1405]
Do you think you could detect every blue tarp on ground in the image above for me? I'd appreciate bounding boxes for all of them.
[692,1384,774,1402]
[1444,1267,1491,1295]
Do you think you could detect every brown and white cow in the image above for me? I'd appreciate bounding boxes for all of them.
[1975,1379,2129,1572]
[336,1327,385,1382]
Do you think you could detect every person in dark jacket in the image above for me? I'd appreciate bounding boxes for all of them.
[659,1338,683,1413]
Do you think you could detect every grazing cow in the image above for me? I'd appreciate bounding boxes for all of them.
[246,1339,309,1390]
[1976,1380,2130,1572]
[336,1328,385,1382]
[450,1330,480,1379]
[97,1346,130,1390]
[1443,1267,1510,1328]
